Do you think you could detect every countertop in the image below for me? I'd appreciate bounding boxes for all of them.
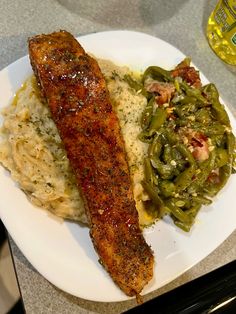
[0,0,235,313]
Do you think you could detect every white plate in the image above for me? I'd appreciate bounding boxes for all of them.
[0,30,236,302]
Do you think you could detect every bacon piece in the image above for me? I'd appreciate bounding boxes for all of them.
[28,31,153,297]
[171,59,201,89]
[145,79,175,105]
[207,169,220,184]
[179,128,209,162]
[190,133,209,162]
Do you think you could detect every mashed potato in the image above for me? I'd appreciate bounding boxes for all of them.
[0,59,152,226]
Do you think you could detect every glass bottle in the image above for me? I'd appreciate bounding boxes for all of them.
[206,0,236,65]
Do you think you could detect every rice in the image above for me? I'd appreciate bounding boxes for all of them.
[0,58,153,226]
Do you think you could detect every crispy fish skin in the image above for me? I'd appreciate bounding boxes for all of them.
[28,31,154,296]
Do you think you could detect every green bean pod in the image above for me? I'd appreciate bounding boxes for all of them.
[142,66,173,83]
[174,203,201,232]
[174,144,196,192]
[195,108,211,124]
[203,83,230,126]
[123,74,143,92]
[151,156,175,180]
[166,199,191,223]
[161,128,179,145]
[175,165,196,192]
[188,154,215,195]
[185,203,201,217]
[174,220,192,232]
[180,81,207,104]
[174,103,197,118]
[140,97,155,130]
[148,135,162,157]
[175,144,195,166]
[138,131,154,143]
[204,133,235,196]
[191,195,212,205]
[203,164,231,196]
[178,96,197,105]
[148,107,167,136]
[215,148,228,168]
[226,132,235,157]
[159,180,176,197]
[144,157,158,186]
[163,145,172,164]
[142,180,165,217]
[139,60,236,232]
[204,123,226,136]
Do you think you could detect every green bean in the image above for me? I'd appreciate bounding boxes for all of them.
[142,66,173,83]
[123,74,143,92]
[171,94,185,104]
[203,83,230,126]
[148,107,167,135]
[159,180,176,198]
[177,57,191,67]
[148,135,162,157]
[174,195,191,208]
[138,131,154,143]
[226,132,235,157]
[175,144,195,166]
[188,150,216,193]
[151,156,175,180]
[211,134,224,147]
[174,103,196,118]
[180,81,207,104]
[171,147,186,171]
[195,108,211,124]
[215,148,228,168]
[174,220,192,232]
[139,60,236,232]
[161,128,179,145]
[174,78,180,92]
[170,144,196,191]
[142,180,165,217]
[174,118,189,127]
[175,165,196,192]
[204,132,236,195]
[166,199,191,223]
[219,164,233,189]
[178,96,197,106]
[173,203,201,232]
[190,121,226,136]
[203,164,231,196]
[163,145,172,164]
[140,97,155,130]
[144,157,158,186]
[185,203,201,217]
[191,195,212,205]
[204,123,226,136]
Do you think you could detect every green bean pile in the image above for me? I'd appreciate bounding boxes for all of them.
[136,59,236,231]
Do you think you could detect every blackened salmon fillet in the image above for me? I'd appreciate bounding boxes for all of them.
[28,30,154,297]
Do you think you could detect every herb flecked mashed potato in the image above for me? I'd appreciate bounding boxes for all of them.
[0,59,152,226]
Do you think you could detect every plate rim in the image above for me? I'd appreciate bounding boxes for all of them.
[0,30,236,302]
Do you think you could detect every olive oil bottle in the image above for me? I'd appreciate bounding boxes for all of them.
[206,0,236,65]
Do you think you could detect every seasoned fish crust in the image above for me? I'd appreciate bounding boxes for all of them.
[28,31,154,296]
